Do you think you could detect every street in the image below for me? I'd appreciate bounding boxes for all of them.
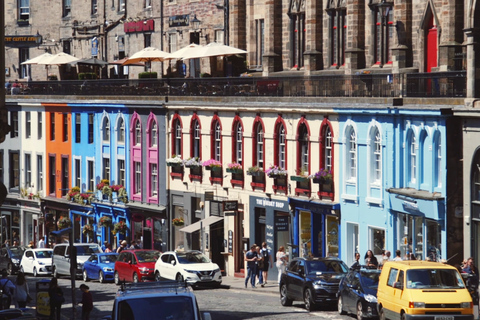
[19,275,357,320]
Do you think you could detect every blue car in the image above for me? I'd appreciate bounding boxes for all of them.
[82,253,118,283]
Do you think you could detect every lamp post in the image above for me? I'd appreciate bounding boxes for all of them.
[191,14,201,45]
[377,0,392,67]
[216,0,229,45]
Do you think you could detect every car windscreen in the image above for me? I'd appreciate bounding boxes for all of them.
[35,250,53,259]
[76,245,102,256]
[9,247,25,259]
[118,296,195,319]
[177,252,211,264]
[100,255,117,263]
[406,268,466,289]
[306,260,349,274]
[135,251,160,263]
[359,271,381,289]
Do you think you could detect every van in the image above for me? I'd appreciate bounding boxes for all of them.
[377,260,473,320]
[52,243,102,278]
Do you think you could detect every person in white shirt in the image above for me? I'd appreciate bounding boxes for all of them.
[37,238,45,248]
[393,250,403,261]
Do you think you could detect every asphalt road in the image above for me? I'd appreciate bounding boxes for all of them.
[18,275,357,320]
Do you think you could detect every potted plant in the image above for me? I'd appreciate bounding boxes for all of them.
[184,157,202,168]
[246,166,264,176]
[226,162,243,173]
[166,155,184,167]
[112,221,128,235]
[57,216,71,229]
[291,167,310,182]
[98,216,113,228]
[202,159,222,171]
[172,218,185,227]
[311,168,332,184]
[67,186,81,201]
[265,165,288,178]
[83,224,94,237]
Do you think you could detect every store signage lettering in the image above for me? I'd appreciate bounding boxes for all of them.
[402,201,419,212]
[169,15,189,27]
[5,35,42,48]
[228,230,233,253]
[124,20,154,33]
[275,216,289,231]
[255,198,285,209]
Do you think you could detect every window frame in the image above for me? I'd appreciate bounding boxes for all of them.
[18,0,30,23]
[274,117,287,170]
[75,113,81,143]
[103,117,110,143]
[252,118,265,169]
[37,111,42,139]
[232,118,244,166]
[37,154,43,192]
[25,111,31,138]
[211,117,222,162]
[296,119,310,175]
[190,114,202,159]
[10,111,19,138]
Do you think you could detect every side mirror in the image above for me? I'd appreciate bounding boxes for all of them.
[347,283,358,290]
[28,257,34,261]
[203,312,212,320]
[170,260,176,266]
[128,260,132,264]
[393,281,403,290]
[298,268,304,276]
[92,260,98,264]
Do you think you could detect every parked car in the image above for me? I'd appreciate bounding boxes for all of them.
[377,260,473,320]
[20,248,53,277]
[337,266,381,320]
[52,243,103,278]
[154,250,222,287]
[83,252,118,283]
[102,281,211,320]
[279,257,349,311]
[114,250,161,284]
[0,246,26,275]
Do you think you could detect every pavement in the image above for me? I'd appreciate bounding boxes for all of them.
[221,275,279,294]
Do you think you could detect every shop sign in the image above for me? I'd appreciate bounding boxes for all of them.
[5,35,42,48]
[169,15,189,27]
[124,20,154,33]
[205,191,214,201]
[275,215,289,231]
[91,37,99,56]
[223,200,238,212]
[228,230,233,253]
[255,198,286,209]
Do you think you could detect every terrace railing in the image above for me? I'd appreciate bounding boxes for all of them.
[9,71,466,98]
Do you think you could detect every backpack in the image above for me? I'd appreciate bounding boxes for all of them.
[262,249,269,261]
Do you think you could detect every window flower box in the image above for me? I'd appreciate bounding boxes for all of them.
[203,159,222,171]
[246,166,264,176]
[226,168,243,174]
[265,165,288,178]
[166,155,184,167]
[226,162,242,173]
[184,157,202,168]
[290,175,310,182]
[311,168,332,184]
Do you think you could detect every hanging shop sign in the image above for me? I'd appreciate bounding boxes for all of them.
[169,15,189,27]
[124,20,154,33]
[5,35,42,48]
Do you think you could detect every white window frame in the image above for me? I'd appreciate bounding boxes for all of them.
[279,124,286,169]
[87,158,95,192]
[36,154,43,192]
[150,163,158,197]
[214,121,221,161]
[117,117,125,144]
[235,122,242,165]
[118,159,125,187]
[25,111,31,138]
[24,153,31,187]
[150,121,157,147]
[135,120,141,145]
[103,158,110,181]
[256,124,264,168]
[324,127,332,172]
[134,161,141,194]
[103,117,110,142]
[174,120,182,156]
[434,132,442,188]
[193,120,200,158]
[74,157,81,189]
[409,132,417,184]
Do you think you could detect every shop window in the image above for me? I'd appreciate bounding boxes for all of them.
[299,211,311,257]
[426,219,441,261]
[369,227,384,261]
[326,215,339,257]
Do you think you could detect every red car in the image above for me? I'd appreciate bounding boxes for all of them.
[114,249,161,284]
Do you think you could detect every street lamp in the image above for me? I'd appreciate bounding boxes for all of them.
[377,0,393,67]
[216,0,229,45]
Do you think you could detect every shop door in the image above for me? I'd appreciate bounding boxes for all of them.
[209,221,225,272]
[346,223,358,266]
[255,208,266,246]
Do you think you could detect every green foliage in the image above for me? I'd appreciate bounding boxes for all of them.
[78,72,97,80]
[138,72,158,79]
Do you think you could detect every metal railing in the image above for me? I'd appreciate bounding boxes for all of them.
[8,71,466,98]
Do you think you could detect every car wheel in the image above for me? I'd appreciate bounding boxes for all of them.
[401,313,407,320]
[133,273,139,283]
[33,267,37,277]
[378,306,386,320]
[155,271,161,282]
[7,264,13,275]
[338,295,346,315]
[356,301,364,320]
[114,271,120,285]
[304,288,316,312]
[83,270,89,282]
[176,273,184,283]
[280,284,293,306]
[99,271,104,283]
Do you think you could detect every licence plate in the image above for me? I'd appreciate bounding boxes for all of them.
[201,276,212,280]
[435,317,454,320]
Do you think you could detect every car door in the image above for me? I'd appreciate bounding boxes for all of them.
[86,254,97,279]
[158,254,172,279]
[24,250,34,274]
[347,272,361,312]
[340,272,354,312]
[117,252,129,281]
[284,260,301,299]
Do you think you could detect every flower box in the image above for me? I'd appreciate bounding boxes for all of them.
[226,168,243,174]
[167,162,183,167]
[313,178,332,184]
[247,171,263,176]
[291,175,310,182]
[269,174,287,179]
[208,166,222,172]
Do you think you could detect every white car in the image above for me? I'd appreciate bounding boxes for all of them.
[154,251,222,287]
[20,248,53,277]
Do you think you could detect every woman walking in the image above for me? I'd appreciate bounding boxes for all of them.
[276,246,288,284]
[48,277,64,320]
[13,271,29,308]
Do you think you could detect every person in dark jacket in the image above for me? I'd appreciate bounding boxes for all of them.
[48,277,63,320]
[79,284,93,320]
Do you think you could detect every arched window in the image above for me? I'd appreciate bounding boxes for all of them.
[253,120,264,169]
[117,117,125,144]
[434,132,442,188]
[135,120,141,146]
[346,125,357,181]
[233,119,243,166]
[408,130,416,184]
[369,126,381,185]
[103,117,110,142]
[150,120,158,147]
[274,119,287,169]
[211,119,222,161]
[297,122,309,174]
[171,115,183,157]
[190,115,201,159]
[321,124,333,172]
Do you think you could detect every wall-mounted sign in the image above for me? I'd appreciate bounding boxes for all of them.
[124,20,154,33]
[5,35,42,48]
[223,200,238,212]
[205,191,214,201]
[169,15,190,27]
[275,215,289,232]
[228,230,233,253]
[91,38,99,56]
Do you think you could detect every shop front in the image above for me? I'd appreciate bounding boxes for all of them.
[387,188,445,261]
[41,198,70,246]
[126,202,166,251]
[289,197,340,259]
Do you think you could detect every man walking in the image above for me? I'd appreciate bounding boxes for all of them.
[245,245,258,288]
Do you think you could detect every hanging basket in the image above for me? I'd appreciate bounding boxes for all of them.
[172,218,184,227]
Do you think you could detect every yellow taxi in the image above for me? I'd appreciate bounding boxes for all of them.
[376,260,473,320]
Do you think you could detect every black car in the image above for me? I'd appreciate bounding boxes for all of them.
[337,266,381,320]
[279,257,349,311]
[0,246,26,275]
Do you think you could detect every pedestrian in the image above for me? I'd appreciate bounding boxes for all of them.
[101,241,108,251]
[117,240,127,253]
[276,246,288,285]
[255,245,263,286]
[48,277,64,320]
[130,239,142,249]
[38,237,45,248]
[351,252,361,269]
[364,250,379,268]
[393,250,402,261]
[28,241,35,249]
[244,245,258,288]
[13,271,29,308]
[104,243,112,253]
[379,250,391,269]
[79,284,93,320]
[0,269,15,310]
[462,257,479,304]
[409,253,416,260]
[260,242,273,287]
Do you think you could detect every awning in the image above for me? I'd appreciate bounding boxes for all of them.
[179,216,223,233]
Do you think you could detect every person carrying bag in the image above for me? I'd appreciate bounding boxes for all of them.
[0,269,15,310]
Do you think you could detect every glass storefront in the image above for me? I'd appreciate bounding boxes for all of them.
[297,209,339,258]
[397,213,441,261]
[326,216,339,257]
